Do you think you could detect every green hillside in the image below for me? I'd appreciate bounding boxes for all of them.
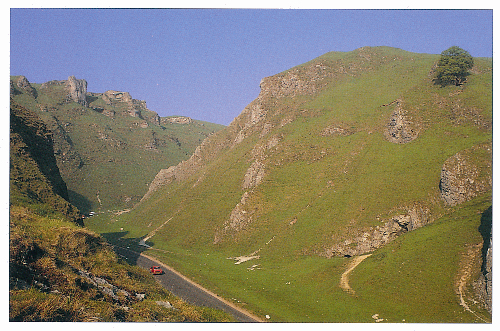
[10,77,225,213]
[9,101,232,322]
[85,47,492,322]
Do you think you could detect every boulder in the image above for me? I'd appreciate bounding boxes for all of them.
[156,301,174,309]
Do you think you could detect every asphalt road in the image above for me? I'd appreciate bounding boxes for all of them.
[113,246,261,323]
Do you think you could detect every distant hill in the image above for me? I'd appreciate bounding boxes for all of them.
[90,47,492,322]
[10,76,225,213]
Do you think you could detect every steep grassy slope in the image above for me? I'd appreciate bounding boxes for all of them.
[9,102,232,322]
[10,77,225,213]
[86,47,492,322]
[10,100,80,221]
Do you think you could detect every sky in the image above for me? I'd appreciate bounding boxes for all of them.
[9,6,493,126]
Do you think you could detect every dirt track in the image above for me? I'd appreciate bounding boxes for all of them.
[113,245,262,322]
[339,254,371,294]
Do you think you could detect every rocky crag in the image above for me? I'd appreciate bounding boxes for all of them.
[12,75,38,98]
[36,76,160,124]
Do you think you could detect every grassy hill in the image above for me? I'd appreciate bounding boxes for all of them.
[85,46,492,322]
[10,77,225,213]
[9,101,232,322]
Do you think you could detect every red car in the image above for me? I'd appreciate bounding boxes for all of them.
[149,266,163,275]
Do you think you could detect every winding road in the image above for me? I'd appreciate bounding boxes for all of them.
[113,246,262,323]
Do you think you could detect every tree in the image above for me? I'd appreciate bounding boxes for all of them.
[434,46,474,87]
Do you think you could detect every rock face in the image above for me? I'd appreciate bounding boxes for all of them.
[228,61,336,148]
[439,143,492,206]
[472,205,492,314]
[139,166,177,202]
[38,76,88,107]
[101,90,160,123]
[165,116,193,124]
[102,90,138,116]
[15,76,37,98]
[474,237,493,313]
[65,76,88,107]
[322,204,432,257]
[483,238,492,312]
[242,160,265,189]
[214,192,252,244]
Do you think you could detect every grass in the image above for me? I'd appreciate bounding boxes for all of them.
[83,47,492,322]
[88,193,491,323]
[352,193,492,323]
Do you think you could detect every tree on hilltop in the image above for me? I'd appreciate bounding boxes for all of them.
[434,46,474,87]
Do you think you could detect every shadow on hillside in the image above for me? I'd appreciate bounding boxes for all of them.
[478,206,492,274]
[101,231,152,266]
[68,189,92,214]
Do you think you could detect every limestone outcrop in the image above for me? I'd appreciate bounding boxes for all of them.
[384,99,420,144]
[100,90,160,124]
[65,76,88,107]
[15,76,37,98]
[139,167,177,202]
[164,116,193,124]
[213,191,252,244]
[483,238,492,312]
[38,76,88,107]
[439,143,492,206]
[322,204,432,258]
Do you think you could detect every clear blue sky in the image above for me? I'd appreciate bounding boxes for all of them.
[10,8,493,125]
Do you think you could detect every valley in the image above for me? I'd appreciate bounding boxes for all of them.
[9,100,233,322]
[10,46,492,323]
